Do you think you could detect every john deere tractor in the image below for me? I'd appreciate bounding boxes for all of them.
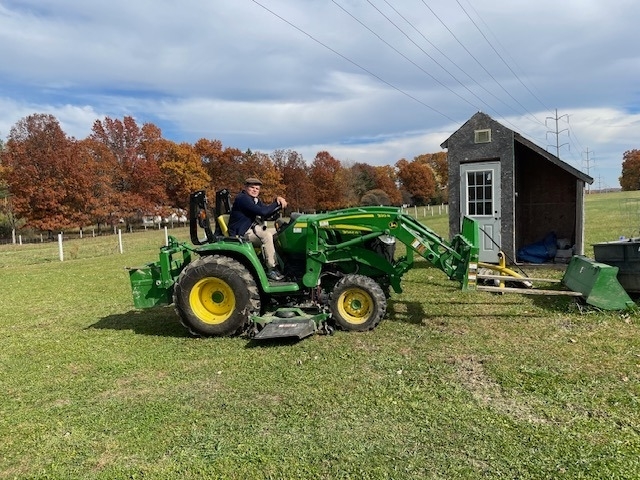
[128,189,481,340]
[128,188,637,340]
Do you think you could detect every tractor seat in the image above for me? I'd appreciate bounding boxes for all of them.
[217,214,230,236]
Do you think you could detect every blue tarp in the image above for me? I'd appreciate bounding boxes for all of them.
[517,232,557,263]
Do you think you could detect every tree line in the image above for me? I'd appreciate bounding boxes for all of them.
[0,113,448,235]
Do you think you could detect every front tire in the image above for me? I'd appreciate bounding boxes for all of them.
[173,255,260,336]
[330,274,387,332]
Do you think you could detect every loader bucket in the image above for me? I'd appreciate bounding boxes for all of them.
[562,256,636,311]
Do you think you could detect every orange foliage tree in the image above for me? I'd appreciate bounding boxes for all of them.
[1,109,458,234]
[194,138,244,193]
[620,150,640,191]
[396,157,436,206]
[310,151,346,211]
[3,114,98,231]
[272,149,315,212]
[373,165,402,205]
[157,141,210,209]
[89,116,167,225]
[415,151,448,203]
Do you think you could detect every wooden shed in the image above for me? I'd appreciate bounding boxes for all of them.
[441,112,593,264]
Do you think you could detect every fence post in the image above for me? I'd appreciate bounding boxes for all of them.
[118,229,123,254]
[58,233,64,261]
[164,226,169,246]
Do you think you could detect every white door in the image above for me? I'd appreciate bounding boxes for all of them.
[460,162,501,263]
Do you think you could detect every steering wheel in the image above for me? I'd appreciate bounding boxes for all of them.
[264,204,282,222]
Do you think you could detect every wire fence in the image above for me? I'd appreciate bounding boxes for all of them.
[0,221,188,246]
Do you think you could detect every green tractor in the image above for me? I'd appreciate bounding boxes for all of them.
[129,190,636,340]
[128,189,481,340]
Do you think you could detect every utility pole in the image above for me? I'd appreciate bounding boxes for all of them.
[583,147,595,193]
[545,109,570,159]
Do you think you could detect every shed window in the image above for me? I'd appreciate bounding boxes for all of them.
[474,129,491,143]
[467,170,493,216]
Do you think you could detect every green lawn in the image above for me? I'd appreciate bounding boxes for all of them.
[1,194,639,479]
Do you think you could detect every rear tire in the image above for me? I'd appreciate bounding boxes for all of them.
[330,274,387,332]
[173,255,260,336]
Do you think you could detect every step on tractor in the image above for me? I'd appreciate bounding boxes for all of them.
[128,190,635,341]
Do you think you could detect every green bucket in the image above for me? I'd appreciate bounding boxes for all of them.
[562,256,636,311]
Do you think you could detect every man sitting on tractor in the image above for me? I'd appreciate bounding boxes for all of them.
[228,177,288,281]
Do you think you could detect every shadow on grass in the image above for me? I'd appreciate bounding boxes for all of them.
[89,309,310,345]
[386,299,427,325]
[88,307,190,337]
[387,290,581,327]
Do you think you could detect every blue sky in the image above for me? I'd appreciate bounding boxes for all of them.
[1,0,639,190]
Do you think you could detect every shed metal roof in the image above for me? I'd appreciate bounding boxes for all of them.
[440,112,594,185]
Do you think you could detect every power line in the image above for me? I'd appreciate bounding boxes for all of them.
[249,0,583,166]
[331,0,481,111]
[454,0,592,164]
[363,0,532,134]
[378,0,514,112]
[249,0,459,123]
[418,0,544,128]
[460,0,553,115]
[455,0,550,122]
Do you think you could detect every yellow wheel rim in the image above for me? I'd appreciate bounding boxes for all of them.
[337,288,372,325]
[189,277,236,325]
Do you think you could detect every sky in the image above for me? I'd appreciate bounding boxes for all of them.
[1,0,639,190]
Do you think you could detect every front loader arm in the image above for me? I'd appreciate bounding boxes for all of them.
[297,207,479,291]
[392,213,479,290]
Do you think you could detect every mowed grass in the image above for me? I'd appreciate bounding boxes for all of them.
[1,196,639,479]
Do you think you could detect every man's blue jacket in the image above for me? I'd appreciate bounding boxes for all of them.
[227,190,281,236]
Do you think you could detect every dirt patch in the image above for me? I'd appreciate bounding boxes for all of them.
[454,355,548,424]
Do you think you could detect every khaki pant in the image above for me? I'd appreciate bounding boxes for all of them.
[246,225,277,269]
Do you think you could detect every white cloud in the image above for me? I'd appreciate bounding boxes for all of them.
[0,0,638,189]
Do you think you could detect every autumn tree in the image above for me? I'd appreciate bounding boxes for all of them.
[194,138,244,192]
[272,149,315,212]
[89,116,167,224]
[309,151,346,211]
[0,138,20,235]
[396,157,436,206]
[3,114,97,231]
[373,165,402,205]
[157,141,210,209]
[415,151,448,203]
[620,149,640,191]
[344,162,377,205]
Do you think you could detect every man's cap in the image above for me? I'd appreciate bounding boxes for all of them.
[245,177,263,186]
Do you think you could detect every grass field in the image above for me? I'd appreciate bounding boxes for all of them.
[1,193,639,479]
